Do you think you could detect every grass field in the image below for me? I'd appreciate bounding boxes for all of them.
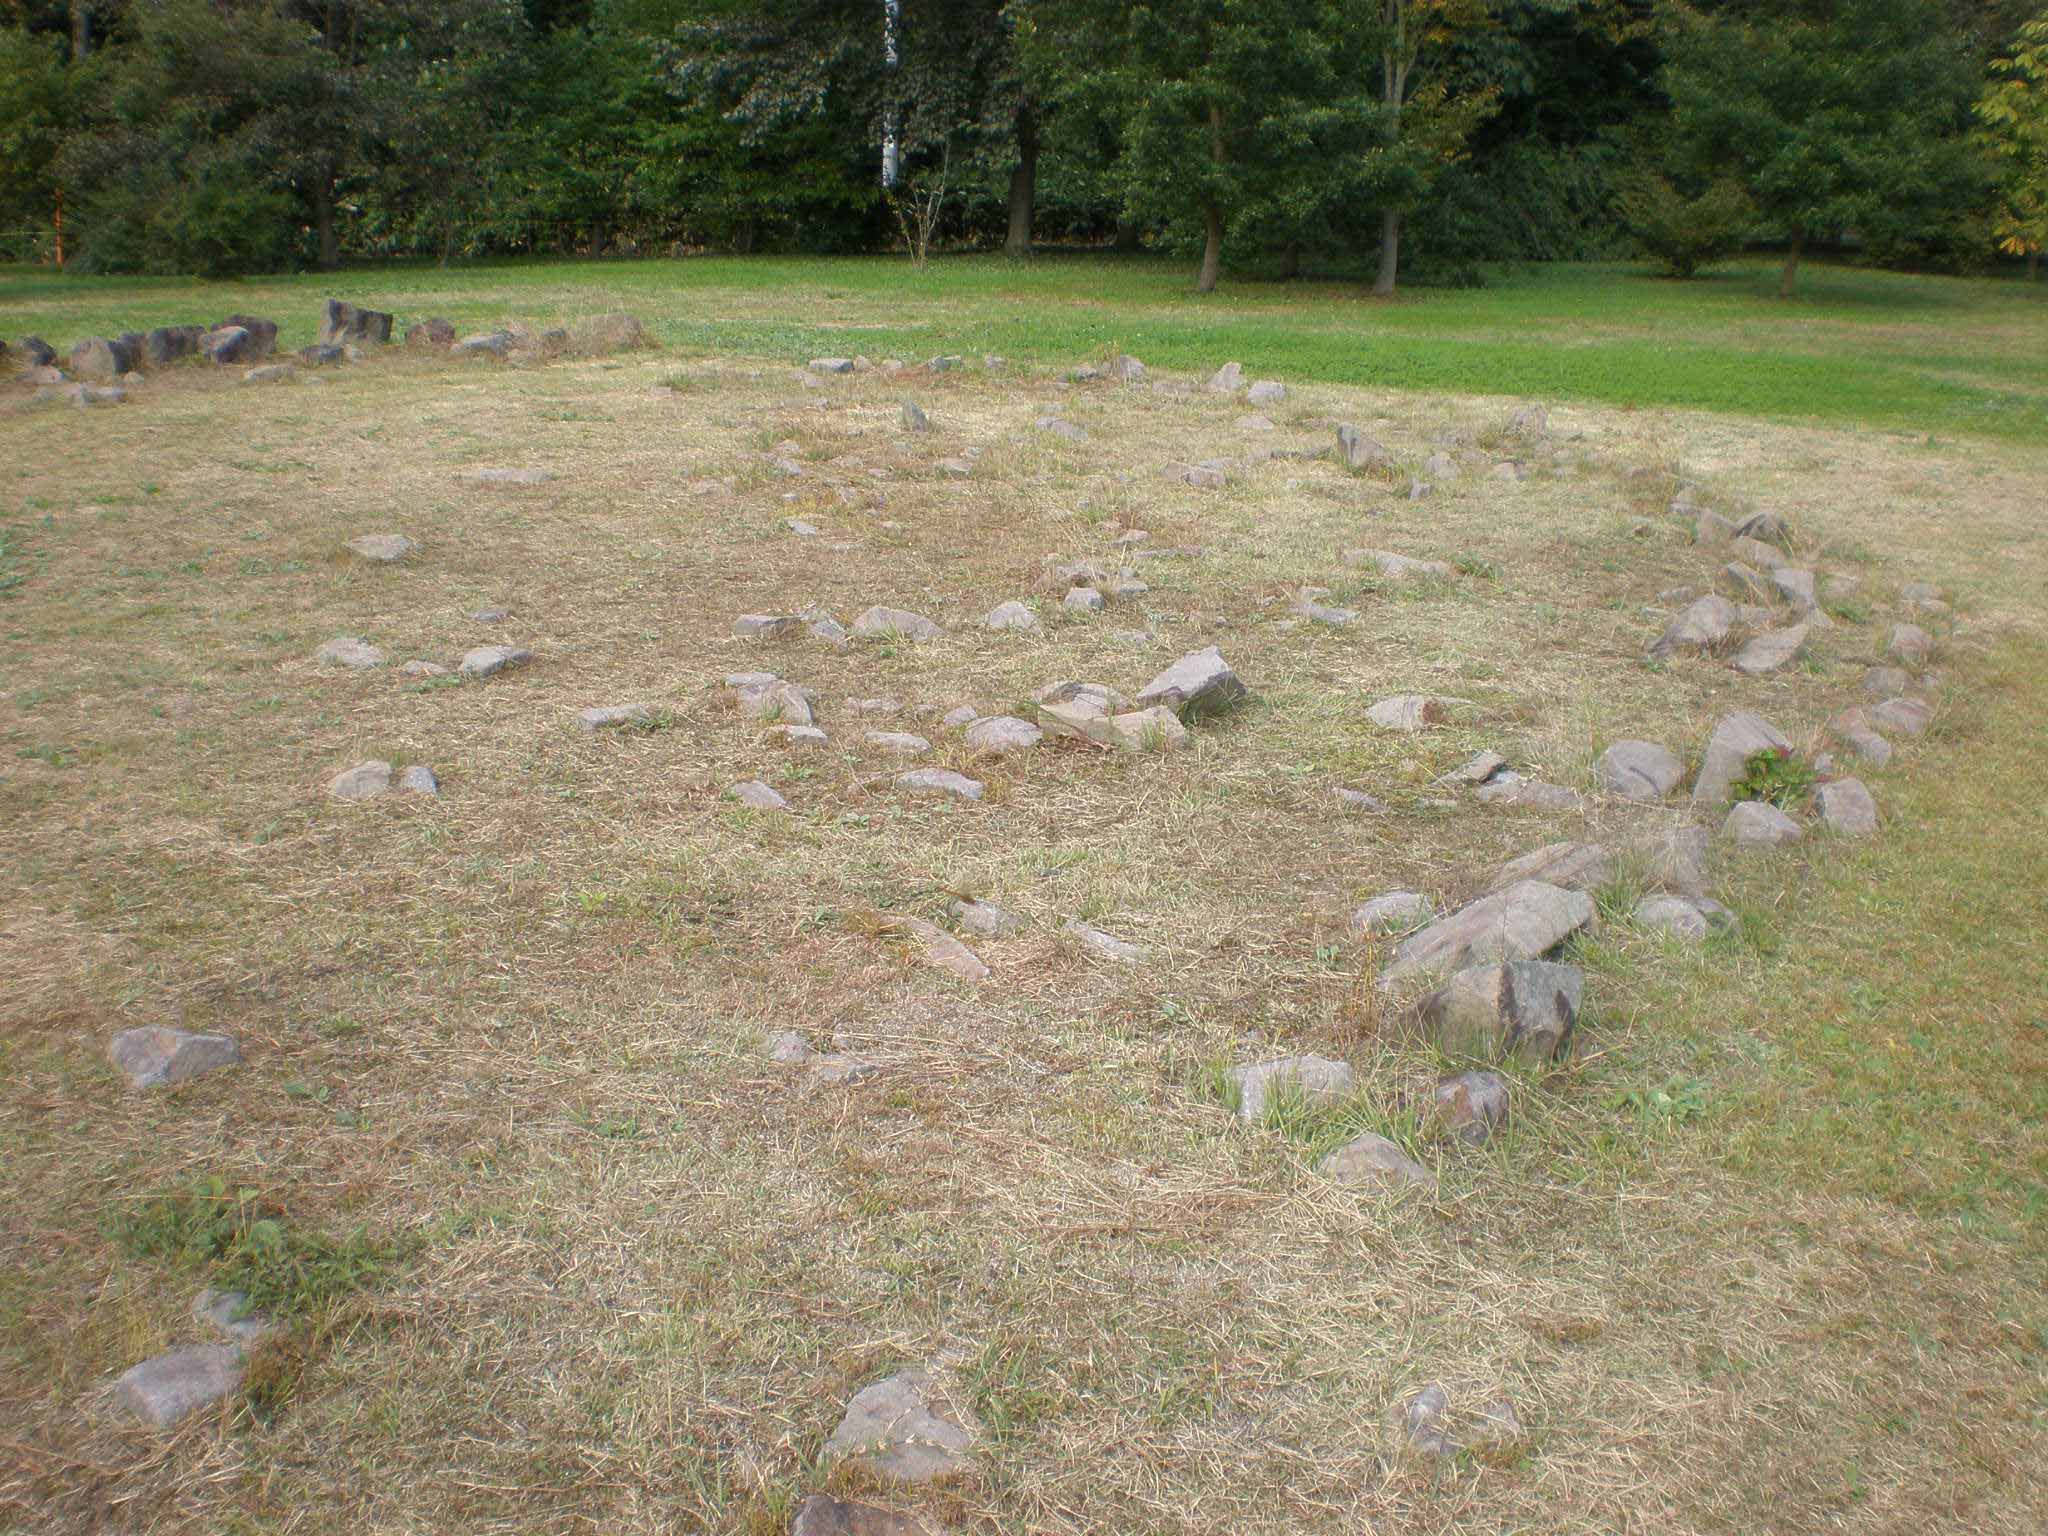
[5,254,2048,440]
[1,259,2045,1535]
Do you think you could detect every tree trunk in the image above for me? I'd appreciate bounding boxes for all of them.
[1198,204,1222,293]
[2030,248,2041,281]
[314,170,339,271]
[1778,225,1805,298]
[1003,101,1037,260]
[1373,209,1401,296]
[1113,219,1141,253]
[439,221,455,269]
[1278,242,1300,280]
[70,2,89,62]
[591,218,610,258]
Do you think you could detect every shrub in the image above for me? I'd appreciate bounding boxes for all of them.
[1615,169,1754,277]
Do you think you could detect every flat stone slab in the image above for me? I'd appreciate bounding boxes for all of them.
[579,704,652,732]
[897,769,982,802]
[113,1345,245,1427]
[964,716,1041,755]
[1322,1132,1433,1191]
[1730,623,1808,676]
[1724,800,1803,848]
[949,897,1024,938]
[727,780,788,811]
[853,606,944,642]
[109,1027,241,1089]
[865,730,933,756]
[1231,1054,1356,1121]
[1064,920,1145,963]
[983,600,1038,631]
[736,680,815,726]
[1870,696,1934,737]
[1133,646,1244,718]
[1366,694,1460,732]
[1886,623,1934,665]
[345,534,416,563]
[763,724,828,750]
[462,467,553,485]
[1350,891,1433,937]
[1382,880,1594,985]
[892,917,989,982]
[1489,842,1612,893]
[1648,595,1735,659]
[1351,549,1453,581]
[1815,777,1878,836]
[1596,740,1683,801]
[1692,712,1792,805]
[824,1368,976,1484]
[733,614,802,640]
[1413,960,1582,1064]
[457,644,532,678]
[1473,773,1585,812]
[329,759,392,800]
[314,636,386,669]
[791,1495,938,1536]
[1635,893,1735,945]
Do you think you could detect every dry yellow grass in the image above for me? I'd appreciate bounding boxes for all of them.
[1,339,2043,1535]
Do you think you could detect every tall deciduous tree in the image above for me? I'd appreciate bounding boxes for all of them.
[1976,13,2048,278]
[1661,0,1981,296]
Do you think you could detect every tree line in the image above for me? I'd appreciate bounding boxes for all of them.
[1,1,2043,291]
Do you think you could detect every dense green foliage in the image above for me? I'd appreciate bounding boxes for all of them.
[0,0,2041,284]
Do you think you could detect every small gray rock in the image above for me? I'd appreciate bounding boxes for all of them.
[1062,586,1105,614]
[1207,361,1243,393]
[1869,696,1934,737]
[1488,841,1611,894]
[900,401,929,432]
[1063,919,1145,963]
[1354,549,1453,582]
[864,730,932,756]
[733,613,801,640]
[458,644,532,678]
[1132,646,1245,718]
[193,1288,277,1346]
[763,724,829,750]
[1472,773,1586,812]
[765,1029,812,1064]
[470,607,510,624]
[1634,893,1735,945]
[1336,423,1388,470]
[897,769,983,802]
[727,780,788,811]
[114,1345,245,1427]
[1432,1071,1510,1145]
[329,759,392,799]
[1724,800,1803,848]
[1595,740,1683,801]
[1815,777,1878,837]
[1350,891,1432,937]
[1383,881,1594,985]
[580,704,652,732]
[1392,1383,1454,1459]
[345,534,416,564]
[824,1368,976,1484]
[1246,379,1286,405]
[950,897,1024,939]
[1862,666,1914,697]
[1366,694,1454,732]
[1321,1132,1432,1190]
[314,636,386,669]
[108,1027,241,1090]
[790,1494,935,1536]
[964,716,1041,755]
[398,765,439,795]
[1692,712,1792,805]
[1231,1055,1356,1121]
[1036,416,1089,443]
[1649,595,1736,659]
[1886,623,1933,666]
[807,357,854,374]
[853,606,944,642]
[983,600,1038,631]
[1731,623,1809,676]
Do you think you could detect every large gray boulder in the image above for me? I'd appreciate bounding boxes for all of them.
[1691,712,1792,805]
[824,1368,976,1484]
[1412,960,1582,1063]
[319,299,393,346]
[1381,880,1593,985]
[108,1027,241,1089]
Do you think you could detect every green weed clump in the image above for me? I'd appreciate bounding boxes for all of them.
[1732,746,1817,808]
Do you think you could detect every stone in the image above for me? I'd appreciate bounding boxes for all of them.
[1730,623,1809,676]
[853,606,943,642]
[1649,595,1736,659]
[1036,680,1126,714]
[983,600,1038,631]
[1815,777,1878,836]
[763,725,829,750]
[1133,647,1245,719]
[1064,920,1145,963]
[1392,1383,1454,1459]
[1036,416,1089,443]
[1062,586,1105,614]
[1724,800,1803,848]
[1332,787,1387,812]
[1422,451,1459,479]
[346,533,415,563]
[940,705,979,729]
[1230,1055,1356,1121]
[213,314,277,357]
[399,765,438,795]
[728,781,788,811]
[1432,1071,1510,1146]
[964,716,1041,755]
[328,760,392,799]
[454,331,514,358]
[1111,353,1145,381]
[900,401,929,432]
[1350,892,1433,938]
[1489,842,1612,894]
[1322,1132,1433,1190]
[1829,708,1894,766]
[314,635,385,669]
[398,660,447,679]
[1163,461,1228,490]
[766,1029,812,1064]
[1721,561,1770,602]
[1862,666,1915,698]
[791,1495,936,1536]
[865,730,932,756]
[734,613,802,640]
[1694,509,1738,546]
[1382,881,1594,985]
[825,1368,976,1484]
[807,614,849,646]
[1452,751,1508,785]
[108,1027,241,1090]
[21,364,63,386]
[1509,404,1549,434]
[1595,740,1682,801]
[405,318,456,347]
[1412,960,1583,1063]
[298,343,345,368]
[458,645,531,678]
[1207,361,1243,393]
[892,916,989,983]
[1735,510,1792,548]
[1886,622,1933,666]
[811,1054,880,1085]
[1770,567,1820,613]
[200,325,254,365]
[113,1346,245,1428]
[1246,379,1287,405]
[1353,549,1453,581]
[319,299,392,347]
[144,325,205,366]
[1900,580,1943,605]
[1729,536,1788,572]
[1634,894,1734,945]
[1635,821,1712,897]
[19,336,56,368]
[926,354,961,372]
[1236,413,1275,431]
[463,467,553,485]
[470,608,510,624]
[897,769,982,802]
[950,897,1024,939]
[1297,599,1359,626]
[808,357,855,374]
[580,704,652,732]
[1692,711,1792,805]
[852,697,903,717]
[1657,586,1697,605]
[242,363,296,385]
[1336,423,1389,470]
[69,336,140,380]
[193,1288,277,1346]
[1870,695,1934,737]
[1474,774,1586,812]
[785,518,821,537]
[1366,695,1455,732]
[737,681,816,726]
